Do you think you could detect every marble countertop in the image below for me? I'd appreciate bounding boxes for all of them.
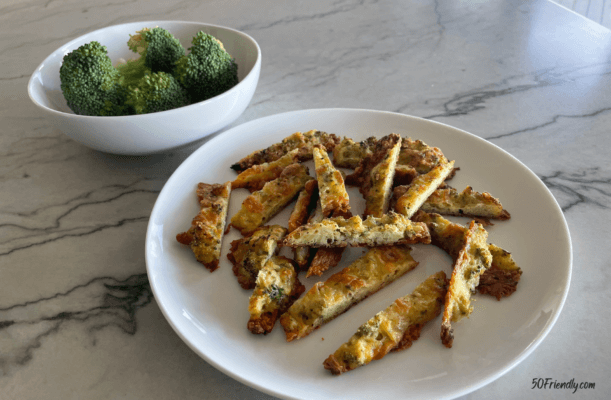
[2,0,610,399]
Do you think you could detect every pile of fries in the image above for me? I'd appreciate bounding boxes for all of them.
[177,129,522,375]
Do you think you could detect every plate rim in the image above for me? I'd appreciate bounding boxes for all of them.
[145,107,572,400]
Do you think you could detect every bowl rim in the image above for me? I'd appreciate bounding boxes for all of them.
[27,20,262,119]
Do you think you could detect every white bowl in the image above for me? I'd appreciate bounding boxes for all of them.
[27,21,261,155]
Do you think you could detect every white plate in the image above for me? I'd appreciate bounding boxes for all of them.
[145,109,572,400]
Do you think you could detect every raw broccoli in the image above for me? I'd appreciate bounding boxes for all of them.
[124,71,190,114]
[116,56,149,88]
[59,41,127,116]
[127,27,185,74]
[174,32,238,103]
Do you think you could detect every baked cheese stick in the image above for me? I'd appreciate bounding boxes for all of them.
[284,212,431,248]
[231,164,313,235]
[332,136,378,169]
[333,136,451,178]
[227,225,287,289]
[232,148,301,192]
[394,160,455,218]
[230,130,340,172]
[420,186,511,220]
[309,144,353,276]
[288,180,318,232]
[176,182,232,272]
[323,271,448,374]
[288,180,319,270]
[279,246,419,342]
[399,138,450,175]
[314,145,351,218]
[248,256,305,334]
[412,211,522,300]
[350,133,402,218]
[441,220,492,348]
[412,211,467,261]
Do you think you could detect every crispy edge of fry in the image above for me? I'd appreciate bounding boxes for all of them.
[357,133,402,218]
[230,164,311,235]
[398,138,448,174]
[226,225,287,289]
[230,130,340,172]
[332,136,378,169]
[288,180,319,270]
[247,256,305,334]
[394,160,455,219]
[280,245,419,342]
[314,145,351,218]
[323,271,448,375]
[231,148,301,192]
[176,181,232,272]
[288,180,318,233]
[420,186,511,220]
[393,165,419,186]
[308,143,355,275]
[284,212,431,248]
[307,247,344,277]
[440,220,492,348]
[412,211,522,301]
[477,244,522,300]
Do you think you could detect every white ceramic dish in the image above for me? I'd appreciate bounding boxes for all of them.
[145,109,572,400]
[27,21,261,155]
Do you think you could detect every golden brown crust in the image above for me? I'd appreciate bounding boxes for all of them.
[332,136,378,169]
[420,186,511,220]
[334,136,452,178]
[413,211,523,301]
[247,256,305,334]
[287,180,319,270]
[306,247,344,277]
[247,313,276,334]
[412,211,468,261]
[288,180,319,233]
[322,271,447,374]
[348,133,402,218]
[306,145,353,276]
[280,246,419,342]
[227,225,287,289]
[230,130,340,172]
[394,160,455,218]
[393,323,425,352]
[284,212,431,248]
[398,138,449,174]
[314,145,351,218]
[231,148,301,192]
[231,164,313,235]
[441,221,492,348]
[176,182,232,271]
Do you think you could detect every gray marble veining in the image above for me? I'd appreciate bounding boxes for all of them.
[1,0,610,399]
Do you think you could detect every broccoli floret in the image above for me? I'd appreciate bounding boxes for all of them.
[59,41,127,116]
[124,71,190,114]
[127,27,185,74]
[174,32,238,103]
[116,56,149,88]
